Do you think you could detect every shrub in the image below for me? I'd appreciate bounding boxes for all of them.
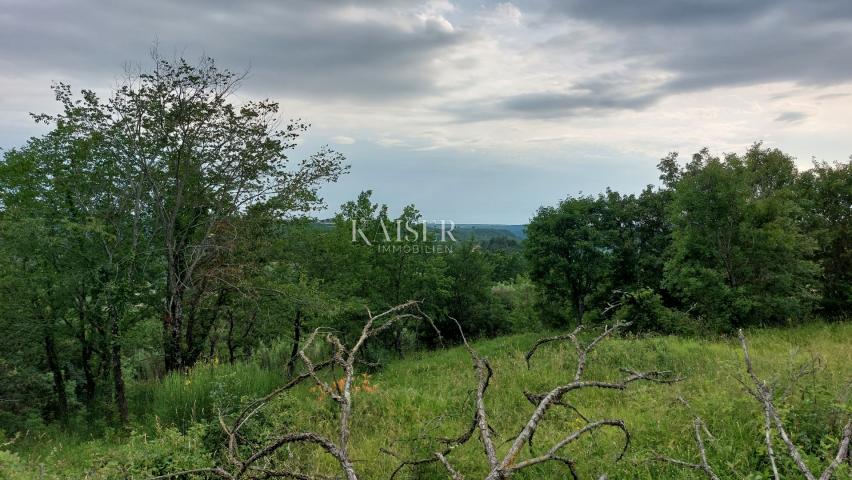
[612,289,699,335]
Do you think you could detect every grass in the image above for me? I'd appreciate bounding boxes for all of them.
[129,360,285,431]
[6,322,852,479]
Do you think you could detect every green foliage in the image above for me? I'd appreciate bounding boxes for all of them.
[797,160,852,317]
[97,423,214,479]
[603,186,671,293]
[0,53,349,429]
[491,276,541,332]
[526,145,848,333]
[0,449,37,480]
[526,196,613,323]
[0,359,52,432]
[130,360,284,431]
[525,188,672,326]
[611,289,697,335]
[440,240,508,340]
[481,236,527,282]
[663,144,820,329]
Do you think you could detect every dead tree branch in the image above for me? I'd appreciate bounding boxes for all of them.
[652,417,720,480]
[658,330,851,480]
[740,329,851,480]
[159,301,430,480]
[392,320,679,480]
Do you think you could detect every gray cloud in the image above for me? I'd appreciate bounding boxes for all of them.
[0,0,468,100]
[439,0,852,123]
[655,23,852,92]
[775,111,808,123]
[6,0,851,123]
[548,0,852,28]
[527,0,852,118]
[447,83,659,121]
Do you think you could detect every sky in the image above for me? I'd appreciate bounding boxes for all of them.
[2,0,851,223]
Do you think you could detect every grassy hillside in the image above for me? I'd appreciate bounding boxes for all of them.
[5,323,852,479]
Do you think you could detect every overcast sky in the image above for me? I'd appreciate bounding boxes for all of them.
[2,0,851,223]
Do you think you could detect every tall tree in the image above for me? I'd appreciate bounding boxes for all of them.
[662,144,819,329]
[0,116,149,423]
[34,53,347,372]
[797,160,852,316]
[526,196,612,323]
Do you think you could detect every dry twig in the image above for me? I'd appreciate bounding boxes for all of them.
[657,330,851,480]
[392,320,679,480]
[155,301,431,480]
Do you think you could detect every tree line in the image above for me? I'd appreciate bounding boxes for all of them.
[0,55,525,431]
[525,145,850,332]
[0,54,849,435]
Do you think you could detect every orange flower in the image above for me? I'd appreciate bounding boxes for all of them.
[310,374,378,401]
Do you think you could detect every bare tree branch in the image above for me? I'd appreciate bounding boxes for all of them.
[392,320,678,480]
[435,452,465,480]
[660,331,850,480]
[652,417,719,480]
[162,301,429,480]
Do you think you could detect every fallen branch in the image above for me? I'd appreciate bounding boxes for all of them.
[658,330,851,480]
[157,301,432,480]
[652,417,720,480]
[392,320,679,479]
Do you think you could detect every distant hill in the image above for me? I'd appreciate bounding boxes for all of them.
[314,219,527,241]
[315,220,527,241]
[448,224,527,241]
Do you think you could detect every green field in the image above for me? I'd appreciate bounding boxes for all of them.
[4,322,851,479]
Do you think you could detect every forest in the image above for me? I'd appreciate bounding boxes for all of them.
[0,56,850,479]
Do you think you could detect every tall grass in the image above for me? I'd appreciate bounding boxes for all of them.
[130,360,284,430]
[10,322,852,479]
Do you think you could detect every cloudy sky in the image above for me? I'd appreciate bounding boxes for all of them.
[2,0,851,223]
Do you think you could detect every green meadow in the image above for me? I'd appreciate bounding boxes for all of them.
[5,322,850,479]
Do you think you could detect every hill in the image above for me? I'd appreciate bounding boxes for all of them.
[450,224,527,241]
[5,323,851,479]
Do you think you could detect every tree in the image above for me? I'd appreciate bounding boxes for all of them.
[600,186,671,295]
[797,160,852,316]
[443,240,505,340]
[34,52,347,372]
[525,196,612,323]
[481,236,527,283]
[0,112,150,424]
[335,191,451,351]
[662,144,820,329]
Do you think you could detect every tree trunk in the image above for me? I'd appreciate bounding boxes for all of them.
[110,310,129,425]
[44,333,68,420]
[184,286,224,367]
[287,308,302,378]
[74,295,97,406]
[571,286,585,322]
[81,342,96,406]
[164,285,184,372]
[394,327,404,358]
[226,311,236,364]
[208,330,218,360]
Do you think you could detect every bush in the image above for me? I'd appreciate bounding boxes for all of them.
[492,277,541,333]
[0,449,37,480]
[612,289,699,335]
[88,423,214,479]
[0,360,52,433]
